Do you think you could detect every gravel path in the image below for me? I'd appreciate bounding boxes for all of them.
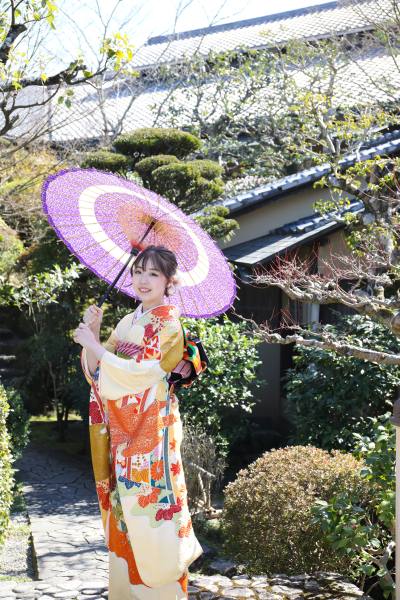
[0,510,35,582]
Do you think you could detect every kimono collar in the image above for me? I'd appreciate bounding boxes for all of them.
[135,303,181,321]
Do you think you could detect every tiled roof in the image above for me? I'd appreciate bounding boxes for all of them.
[220,128,400,216]
[133,1,385,69]
[223,199,363,265]
[3,1,397,144]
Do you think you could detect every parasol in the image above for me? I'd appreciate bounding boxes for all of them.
[41,167,236,318]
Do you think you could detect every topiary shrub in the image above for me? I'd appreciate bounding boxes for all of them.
[0,384,14,545]
[222,445,369,575]
[186,159,223,180]
[135,154,180,185]
[80,149,132,173]
[113,127,201,160]
[151,162,224,212]
[195,205,239,242]
[5,387,30,460]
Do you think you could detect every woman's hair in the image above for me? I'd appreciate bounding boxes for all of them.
[129,245,178,296]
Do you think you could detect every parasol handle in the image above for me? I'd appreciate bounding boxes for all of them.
[96,246,139,308]
[96,219,157,307]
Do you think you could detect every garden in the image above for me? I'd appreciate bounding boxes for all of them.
[1,1,400,600]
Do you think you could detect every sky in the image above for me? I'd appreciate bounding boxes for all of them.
[40,0,335,71]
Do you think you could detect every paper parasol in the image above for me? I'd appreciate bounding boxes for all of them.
[41,168,236,318]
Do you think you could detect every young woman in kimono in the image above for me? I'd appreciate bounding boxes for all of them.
[72,245,203,600]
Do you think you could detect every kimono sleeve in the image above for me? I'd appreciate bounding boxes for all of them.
[80,313,132,385]
[98,318,184,400]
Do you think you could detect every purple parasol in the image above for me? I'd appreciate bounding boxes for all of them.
[41,167,236,318]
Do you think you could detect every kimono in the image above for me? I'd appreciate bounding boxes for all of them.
[80,303,203,600]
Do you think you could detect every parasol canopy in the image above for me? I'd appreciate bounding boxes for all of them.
[41,167,236,318]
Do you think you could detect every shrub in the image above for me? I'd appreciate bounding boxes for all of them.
[222,445,368,575]
[0,218,24,275]
[80,149,132,173]
[113,127,201,160]
[186,159,224,180]
[195,205,239,242]
[312,413,395,598]
[151,162,224,212]
[135,154,180,185]
[5,387,30,460]
[0,384,14,545]
[181,420,226,513]
[180,316,262,456]
[284,315,400,450]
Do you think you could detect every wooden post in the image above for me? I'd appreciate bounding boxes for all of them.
[391,397,400,600]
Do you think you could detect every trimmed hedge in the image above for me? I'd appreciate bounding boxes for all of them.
[80,149,132,173]
[0,384,14,545]
[6,387,29,460]
[113,128,201,160]
[135,154,180,185]
[222,445,368,575]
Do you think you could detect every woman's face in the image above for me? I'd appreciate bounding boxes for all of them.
[131,257,169,305]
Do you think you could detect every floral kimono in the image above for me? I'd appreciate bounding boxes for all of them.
[80,303,203,600]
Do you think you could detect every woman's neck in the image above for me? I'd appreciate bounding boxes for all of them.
[141,298,165,312]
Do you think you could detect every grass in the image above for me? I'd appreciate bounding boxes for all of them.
[29,411,90,460]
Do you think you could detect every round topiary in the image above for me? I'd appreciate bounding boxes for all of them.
[0,384,14,545]
[186,159,223,180]
[80,150,132,173]
[222,445,369,575]
[113,128,201,160]
[135,154,180,185]
[151,163,224,212]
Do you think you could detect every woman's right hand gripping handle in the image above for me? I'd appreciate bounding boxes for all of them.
[83,304,103,341]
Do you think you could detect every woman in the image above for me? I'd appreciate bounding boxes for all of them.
[73,245,203,600]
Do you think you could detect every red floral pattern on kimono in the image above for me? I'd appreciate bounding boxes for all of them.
[81,304,202,599]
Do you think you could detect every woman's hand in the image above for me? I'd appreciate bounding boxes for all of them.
[83,305,103,338]
[73,322,98,348]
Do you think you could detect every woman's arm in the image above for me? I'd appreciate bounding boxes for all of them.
[82,305,103,375]
[74,323,108,382]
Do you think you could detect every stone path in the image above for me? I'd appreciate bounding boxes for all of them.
[0,445,371,600]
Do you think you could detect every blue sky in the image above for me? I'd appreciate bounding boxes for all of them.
[43,0,335,70]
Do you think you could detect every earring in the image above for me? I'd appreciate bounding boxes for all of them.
[167,284,176,296]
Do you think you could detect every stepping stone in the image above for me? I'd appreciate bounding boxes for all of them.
[232,578,253,586]
[221,589,255,598]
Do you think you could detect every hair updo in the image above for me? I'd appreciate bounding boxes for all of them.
[129,245,179,296]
